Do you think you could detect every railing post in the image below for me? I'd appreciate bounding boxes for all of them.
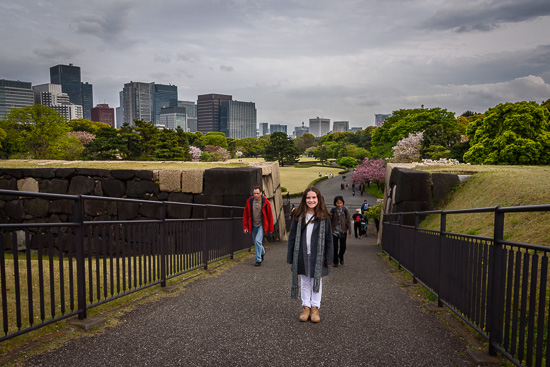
[488,207,505,356]
[160,202,166,287]
[230,207,235,259]
[412,212,418,284]
[396,214,402,270]
[74,196,87,320]
[437,212,446,307]
[203,204,208,270]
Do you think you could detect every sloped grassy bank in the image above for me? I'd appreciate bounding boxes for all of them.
[416,165,550,246]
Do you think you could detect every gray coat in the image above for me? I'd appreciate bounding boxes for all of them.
[287,217,334,277]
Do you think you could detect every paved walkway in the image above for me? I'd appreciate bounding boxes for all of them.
[23,172,475,366]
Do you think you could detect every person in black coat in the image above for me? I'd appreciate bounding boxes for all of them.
[287,186,333,323]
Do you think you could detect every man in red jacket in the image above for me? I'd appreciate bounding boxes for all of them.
[243,186,274,266]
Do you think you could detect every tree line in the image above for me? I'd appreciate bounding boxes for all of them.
[1,99,549,166]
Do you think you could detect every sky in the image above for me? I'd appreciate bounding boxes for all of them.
[1,0,550,131]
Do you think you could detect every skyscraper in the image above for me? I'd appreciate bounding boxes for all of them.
[122,82,153,125]
[0,79,34,119]
[159,107,187,131]
[259,122,269,136]
[333,121,349,133]
[50,64,93,120]
[220,100,256,139]
[197,93,232,133]
[152,84,177,126]
[270,124,288,135]
[33,83,83,121]
[91,104,115,127]
[309,117,330,137]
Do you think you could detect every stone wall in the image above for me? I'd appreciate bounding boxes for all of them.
[0,162,286,241]
[378,164,461,242]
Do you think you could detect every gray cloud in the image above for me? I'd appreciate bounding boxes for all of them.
[422,0,550,32]
[33,38,82,59]
[220,65,234,72]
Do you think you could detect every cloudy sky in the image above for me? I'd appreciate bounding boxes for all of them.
[1,0,550,131]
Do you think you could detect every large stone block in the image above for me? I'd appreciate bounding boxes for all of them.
[68,176,95,195]
[166,192,193,219]
[193,195,224,218]
[135,170,154,180]
[0,177,17,200]
[118,202,140,220]
[17,177,39,192]
[126,179,160,198]
[392,201,431,226]
[390,168,432,203]
[4,200,24,221]
[23,198,49,218]
[111,170,135,180]
[21,169,55,179]
[432,173,460,206]
[78,168,110,178]
[39,178,69,194]
[181,169,204,194]
[49,199,74,215]
[139,202,161,219]
[158,170,181,192]
[203,167,262,196]
[101,179,126,198]
[0,169,23,179]
[55,168,77,179]
[84,200,108,217]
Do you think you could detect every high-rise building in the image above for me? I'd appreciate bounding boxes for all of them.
[152,84,177,126]
[122,82,153,125]
[81,82,93,120]
[375,113,392,127]
[259,122,269,136]
[33,83,83,121]
[270,124,287,135]
[197,93,232,133]
[178,100,197,132]
[309,117,330,137]
[159,107,187,131]
[333,121,349,133]
[220,100,256,139]
[50,64,93,120]
[91,104,115,127]
[0,79,34,119]
[294,123,310,138]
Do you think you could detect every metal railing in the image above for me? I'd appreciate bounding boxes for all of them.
[381,204,550,367]
[0,189,250,342]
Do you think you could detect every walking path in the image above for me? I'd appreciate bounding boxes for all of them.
[22,172,475,366]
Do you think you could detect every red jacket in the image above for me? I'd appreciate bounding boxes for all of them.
[243,195,274,234]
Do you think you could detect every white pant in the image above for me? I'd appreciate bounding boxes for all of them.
[301,275,322,308]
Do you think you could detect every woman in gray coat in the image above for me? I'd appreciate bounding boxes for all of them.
[287,186,334,323]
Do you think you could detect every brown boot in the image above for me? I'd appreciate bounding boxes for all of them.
[299,306,311,322]
[310,307,320,323]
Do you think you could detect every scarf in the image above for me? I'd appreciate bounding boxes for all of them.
[291,215,326,299]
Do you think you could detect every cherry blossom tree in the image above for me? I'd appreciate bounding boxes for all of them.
[351,158,386,189]
[391,131,423,163]
[189,145,202,161]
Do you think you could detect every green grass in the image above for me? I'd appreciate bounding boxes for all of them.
[0,159,247,170]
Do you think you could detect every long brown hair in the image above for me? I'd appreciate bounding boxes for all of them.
[292,186,329,224]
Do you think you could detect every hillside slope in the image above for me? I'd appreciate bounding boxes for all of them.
[418,165,550,246]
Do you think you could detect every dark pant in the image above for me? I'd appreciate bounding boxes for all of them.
[353,223,362,238]
[333,235,347,264]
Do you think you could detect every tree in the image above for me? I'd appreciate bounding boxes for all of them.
[371,107,459,158]
[294,133,317,153]
[312,146,330,164]
[338,156,357,168]
[69,119,110,133]
[84,127,122,160]
[0,105,71,159]
[189,146,202,161]
[392,132,424,162]
[155,129,188,160]
[202,132,228,148]
[463,101,550,165]
[263,132,300,166]
[351,158,386,190]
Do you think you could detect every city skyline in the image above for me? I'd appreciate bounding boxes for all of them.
[1,0,550,131]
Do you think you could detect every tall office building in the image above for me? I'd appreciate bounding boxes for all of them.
[81,82,93,120]
[270,124,288,135]
[0,79,34,119]
[375,113,392,127]
[50,64,93,120]
[333,121,349,133]
[159,107,187,131]
[122,82,153,125]
[259,122,269,136]
[91,104,115,127]
[220,100,256,139]
[33,83,83,121]
[152,84,177,126]
[178,100,197,132]
[309,117,330,137]
[197,93,232,133]
[294,123,310,138]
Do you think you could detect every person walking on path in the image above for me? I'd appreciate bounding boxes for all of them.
[287,187,333,323]
[352,208,365,238]
[329,195,352,267]
[243,186,274,266]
